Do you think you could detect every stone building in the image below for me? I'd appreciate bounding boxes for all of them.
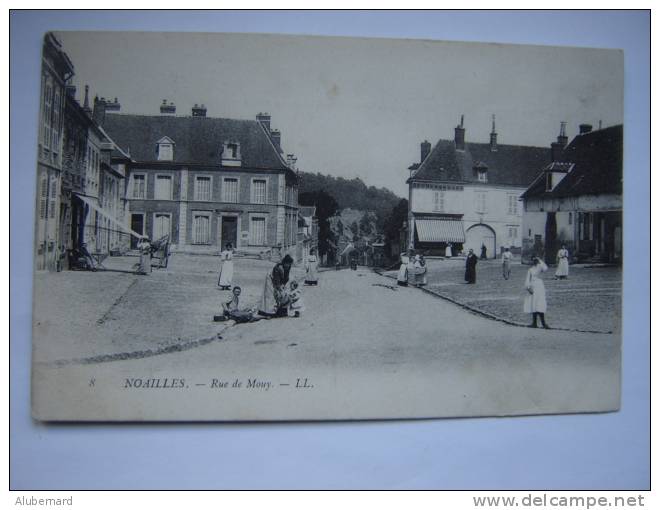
[406,116,550,258]
[520,124,623,263]
[60,85,128,264]
[35,33,74,271]
[97,105,300,256]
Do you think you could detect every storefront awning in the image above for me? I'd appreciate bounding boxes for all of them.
[74,193,144,239]
[415,218,465,243]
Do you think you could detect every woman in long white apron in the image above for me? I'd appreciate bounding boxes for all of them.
[217,242,235,290]
[555,245,570,279]
[524,256,549,328]
[304,248,319,285]
[397,250,412,287]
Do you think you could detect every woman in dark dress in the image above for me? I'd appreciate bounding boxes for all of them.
[259,254,294,317]
[465,248,478,284]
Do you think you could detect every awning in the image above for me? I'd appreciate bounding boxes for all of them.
[415,218,465,243]
[74,193,144,239]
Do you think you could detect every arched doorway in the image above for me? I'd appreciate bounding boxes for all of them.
[465,224,496,258]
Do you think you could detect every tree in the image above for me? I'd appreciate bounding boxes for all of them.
[383,198,409,258]
[299,189,339,261]
[350,221,359,239]
[359,212,373,237]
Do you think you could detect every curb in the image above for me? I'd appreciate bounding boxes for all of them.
[372,269,612,335]
[41,326,232,367]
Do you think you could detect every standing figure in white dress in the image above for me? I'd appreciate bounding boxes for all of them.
[555,245,570,279]
[217,242,235,290]
[445,243,452,258]
[397,249,413,287]
[524,256,550,329]
[304,248,319,285]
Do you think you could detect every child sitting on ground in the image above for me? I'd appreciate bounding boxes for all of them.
[214,286,261,323]
[288,280,304,318]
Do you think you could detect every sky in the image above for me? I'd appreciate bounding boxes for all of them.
[56,31,623,197]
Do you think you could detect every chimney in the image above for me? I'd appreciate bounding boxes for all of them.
[160,99,176,115]
[65,84,76,98]
[551,121,568,162]
[421,140,431,163]
[489,114,498,152]
[191,103,207,117]
[270,129,281,151]
[454,115,465,151]
[82,85,92,115]
[256,112,271,131]
[105,97,120,112]
[92,95,106,125]
[579,123,593,135]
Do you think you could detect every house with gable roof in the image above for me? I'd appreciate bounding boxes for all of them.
[406,116,551,257]
[520,124,623,263]
[96,101,300,256]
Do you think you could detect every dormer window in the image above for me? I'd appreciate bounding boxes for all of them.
[156,136,175,161]
[473,162,488,183]
[221,141,241,167]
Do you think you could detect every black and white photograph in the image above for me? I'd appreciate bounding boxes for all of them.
[30,30,623,421]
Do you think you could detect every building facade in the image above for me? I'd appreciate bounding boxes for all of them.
[98,106,300,255]
[406,116,550,258]
[521,124,623,264]
[35,33,74,271]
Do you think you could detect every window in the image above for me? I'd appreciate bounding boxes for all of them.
[546,173,553,191]
[49,175,57,219]
[51,88,61,153]
[278,178,285,203]
[195,176,212,201]
[222,178,239,203]
[433,190,445,212]
[477,171,487,183]
[507,195,518,215]
[508,227,518,240]
[153,213,171,240]
[192,213,211,244]
[155,175,172,200]
[42,80,53,149]
[250,217,266,245]
[252,179,267,204]
[158,144,173,161]
[39,175,48,219]
[568,212,573,225]
[132,174,146,199]
[221,142,241,166]
[475,192,487,213]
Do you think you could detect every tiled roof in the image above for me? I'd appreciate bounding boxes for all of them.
[101,113,289,170]
[410,139,550,187]
[522,125,623,199]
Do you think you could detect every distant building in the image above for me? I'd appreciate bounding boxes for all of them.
[406,116,550,258]
[60,84,129,266]
[98,106,300,256]
[35,33,74,271]
[521,124,623,263]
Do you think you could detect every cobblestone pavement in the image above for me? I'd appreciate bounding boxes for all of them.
[32,253,306,363]
[385,257,621,334]
[33,262,620,420]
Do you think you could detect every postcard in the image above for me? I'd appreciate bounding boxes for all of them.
[31,31,623,420]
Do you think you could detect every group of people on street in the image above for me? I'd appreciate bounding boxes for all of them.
[397,244,573,329]
[396,248,428,287]
[215,244,319,323]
